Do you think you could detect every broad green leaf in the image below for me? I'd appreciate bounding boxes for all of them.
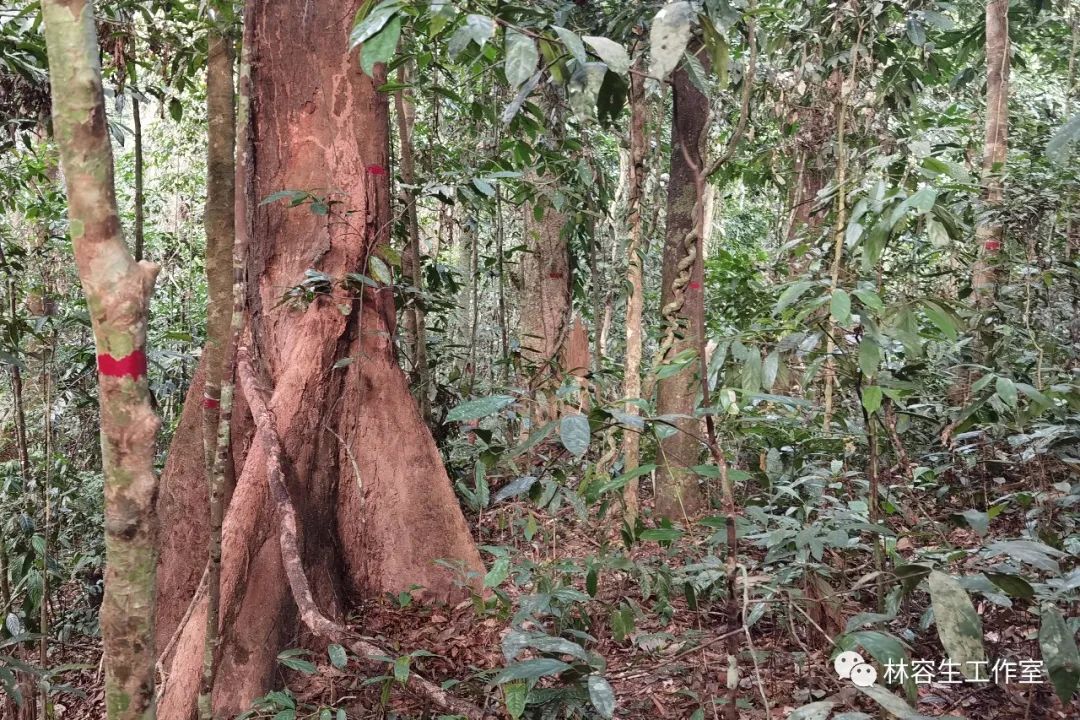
[504,29,538,89]
[587,675,616,718]
[568,62,607,120]
[855,684,933,719]
[277,651,316,675]
[1040,605,1080,703]
[774,280,814,314]
[484,556,510,588]
[858,338,880,378]
[552,26,587,65]
[494,475,539,503]
[986,540,1063,573]
[862,385,882,414]
[583,36,630,75]
[927,570,985,678]
[449,14,495,56]
[831,289,851,325]
[393,654,410,683]
[649,1,693,80]
[328,643,348,669]
[639,527,683,542]
[921,300,958,340]
[350,1,400,49]
[503,682,527,719]
[995,376,1018,408]
[360,16,401,77]
[368,255,393,284]
[445,394,515,422]
[789,701,836,720]
[1047,112,1080,165]
[592,464,656,495]
[984,572,1034,600]
[493,658,571,684]
[841,630,909,670]
[959,509,989,537]
[762,351,779,391]
[560,414,591,456]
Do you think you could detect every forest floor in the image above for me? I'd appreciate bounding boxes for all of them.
[43,463,1080,720]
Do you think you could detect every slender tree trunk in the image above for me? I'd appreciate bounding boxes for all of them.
[622,63,647,519]
[655,62,709,520]
[156,3,483,715]
[132,94,145,261]
[39,340,53,720]
[394,65,431,420]
[198,19,236,720]
[972,0,1010,305]
[42,2,162,718]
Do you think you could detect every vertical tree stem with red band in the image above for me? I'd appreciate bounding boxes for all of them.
[198,9,238,718]
[41,1,161,718]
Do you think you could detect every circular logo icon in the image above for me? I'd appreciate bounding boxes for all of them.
[834,650,864,679]
[850,662,878,687]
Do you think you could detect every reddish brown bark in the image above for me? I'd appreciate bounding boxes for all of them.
[155,2,483,716]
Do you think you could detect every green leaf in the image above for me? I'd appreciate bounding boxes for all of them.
[649,1,693,80]
[921,300,958,340]
[789,701,836,720]
[445,395,515,422]
[831,289,851,325]
[505,29,539,89]
[503,681,527,719]
[1039,605,1080,703]
[552,26,587,65]
[858,338,880,378]
[393,654,410,683]
[277,651,317,675]
[328,643,348,670]
[592,464,657,496]
[995,376,1018,408]
[959,509,989,537]
[484,556,510,588]
[567,62,607,120]
[559,414,591,457]
[639,527,683,542]
[583,36,630,76]
[762,351,779,391]
[984,572,1034,600]
[855,684,933,719]
[587,675,616,718]
[1047,112,1080,165]
[350,1,400,49]
[610,604,635,642]
[774,280,814,314]
[449,14,495,57]
[927,570,985,678]
[862,385,882,414]
[169,97,183,122]
[494,475,539,503]
[987,540,1063,573]
[493,658,571,684]
[368,255,393,284]
[360,15,401,77]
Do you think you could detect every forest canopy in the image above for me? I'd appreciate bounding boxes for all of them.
[1,0,1079,719]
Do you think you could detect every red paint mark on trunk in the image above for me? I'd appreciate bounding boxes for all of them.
[548,272,564,279]
[203,396,220,409]
[366,164,386,175]
[97,350,147,379]
[983,239,1002,252]
[689,282,701,290]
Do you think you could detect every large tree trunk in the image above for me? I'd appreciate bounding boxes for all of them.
[42,1,162,717]
[520,188,571,421]
[972,0,1009,305]
[156,2,483,717]
[655,63,709,520]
